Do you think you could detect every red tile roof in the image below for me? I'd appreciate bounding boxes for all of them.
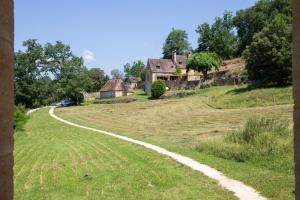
[100,79,124,92]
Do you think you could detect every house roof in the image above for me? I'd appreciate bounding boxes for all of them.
[126,76,138,83]
[100,79,124,92]
[147,58,176,73]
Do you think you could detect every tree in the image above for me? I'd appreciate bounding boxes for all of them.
[123,60,145,80]
[15,39,92,107]
[151,80,166,99]
[187,52,220,80]
[162,28,191,59]
[196,22,212,52]
[54,57,91,104]
[110,69,124,80]
[87,68,109,92]
[243,14,292,86]
[43,41,91,104]
[196,11,238,59]
[233,0,291,55]
[14,39,48,108]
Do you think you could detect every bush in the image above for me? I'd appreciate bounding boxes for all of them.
[151,80,166,99]
[243,15,292,86]
[14,106,29,131]
[94,97,136,104]
[160,91,196,99]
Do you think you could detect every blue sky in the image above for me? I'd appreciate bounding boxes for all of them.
[15,0,257,74]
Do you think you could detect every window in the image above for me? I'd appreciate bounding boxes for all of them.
[171,66,174,68]
[178,61,182,65]
[156,65,160,69]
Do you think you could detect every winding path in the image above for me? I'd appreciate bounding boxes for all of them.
[49,106,266,200]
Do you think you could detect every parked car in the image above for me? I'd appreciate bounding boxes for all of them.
[60,99,75,107]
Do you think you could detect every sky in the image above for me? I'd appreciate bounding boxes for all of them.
[15,0,257,75]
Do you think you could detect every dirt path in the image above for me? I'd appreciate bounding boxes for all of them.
[49,106,266,200]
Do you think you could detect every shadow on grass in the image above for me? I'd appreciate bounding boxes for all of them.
[225,86,254,95]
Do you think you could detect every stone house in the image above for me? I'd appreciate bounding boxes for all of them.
[100,79,133,98]
[125,76,138,90]
[145,52,201,94]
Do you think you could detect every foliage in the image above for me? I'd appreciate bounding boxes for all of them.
[186,52,220,80]
[14,39,52,108]
[174,68,182,76]
[243,14,292,86]
[110,68,124,80]
[123,60,145,80]
[197,117,292,163]
[86,68,109,92]
[13,106,29,131]
[196,11,238,59]
[15,39,95,107]
[151,80,166,99]
[162,28,191,59]
[94,97,137,104]
[233,0,292,55]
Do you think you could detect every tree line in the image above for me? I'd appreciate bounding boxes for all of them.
[162,0,292,86]
[15,39,109,108]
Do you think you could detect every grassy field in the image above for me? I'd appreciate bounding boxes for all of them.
[14,108,236,200]
[56,85,294,200]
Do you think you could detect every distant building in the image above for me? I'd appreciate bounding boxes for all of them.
[125,76,138,90]
[100,79,133,98]
[100,79,125,98]
[145,52,201,94]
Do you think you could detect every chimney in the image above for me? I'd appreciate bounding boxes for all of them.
[172,51,177,63]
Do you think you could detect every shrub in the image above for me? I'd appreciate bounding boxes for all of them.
[160,91,196,99]
[94,97,136,104]
[151,80,166,99]
[13,106,29,131]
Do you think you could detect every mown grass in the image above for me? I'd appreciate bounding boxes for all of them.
[56,85,294,199]
[14,108,235,200]
[200,85,293,109]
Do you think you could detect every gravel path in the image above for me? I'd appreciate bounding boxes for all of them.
[49,106,266,200]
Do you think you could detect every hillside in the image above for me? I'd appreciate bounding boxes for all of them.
[14,109,234,200]
[56,85,294,200]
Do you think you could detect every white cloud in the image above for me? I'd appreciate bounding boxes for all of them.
[82,50,96,63]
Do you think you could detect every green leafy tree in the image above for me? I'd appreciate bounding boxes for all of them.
[162,28,191,59]
[151,80,166,99]
[196,22,212,52]
[187,52,220,80]
[110,69,124,80]
[44,41,91,104]
[14,39,49,108]
[87,68,109,92]
[233,0,291,55]
[196,11,238,59]
[15,39,92,107]
[123,60,145,80]
[243,14,292,86]
[54,57,90,104]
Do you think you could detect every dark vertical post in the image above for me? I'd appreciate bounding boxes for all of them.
[294,0,300,199]
[0,0,14,199]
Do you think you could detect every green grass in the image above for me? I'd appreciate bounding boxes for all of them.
[199,85,293,109]
[56,85,294,199]
[197,118,293,173]
[14,108,235,200]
